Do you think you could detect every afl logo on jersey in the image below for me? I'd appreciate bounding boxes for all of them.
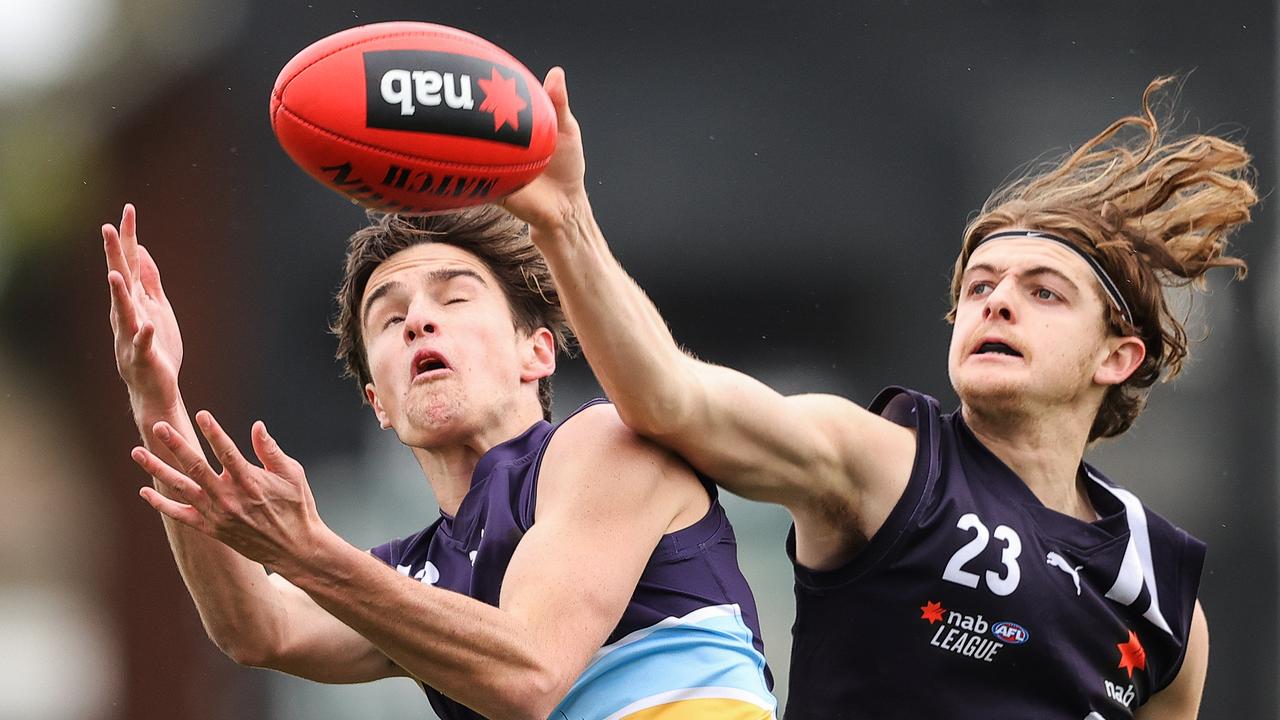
[992,621,1030,645]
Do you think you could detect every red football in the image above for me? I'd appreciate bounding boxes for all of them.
[270,22,556,213]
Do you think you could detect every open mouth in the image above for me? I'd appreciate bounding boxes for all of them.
[411,350,450,380]
[973,341,1023,358]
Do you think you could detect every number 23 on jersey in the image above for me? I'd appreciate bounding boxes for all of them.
[942,513,1022,596]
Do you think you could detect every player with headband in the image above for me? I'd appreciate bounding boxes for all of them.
[502,72,1257,718]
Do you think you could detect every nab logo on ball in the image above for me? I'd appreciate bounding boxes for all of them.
[365,50,534,148]
[272,22,555,212]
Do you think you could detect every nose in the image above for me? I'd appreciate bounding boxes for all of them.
[982,278,1016,323]
[402,300,437,343]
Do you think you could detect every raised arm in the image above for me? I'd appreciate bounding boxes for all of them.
[136,404,708,719]
[104,205,398,681]
[502,72,915,564]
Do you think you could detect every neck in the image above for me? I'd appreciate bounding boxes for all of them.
[407,405,544,517]
[961,402,1097,522]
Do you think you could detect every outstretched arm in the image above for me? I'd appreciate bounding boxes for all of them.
[502,71,915,565]
[136,404,705,719]
[104,206,399,681]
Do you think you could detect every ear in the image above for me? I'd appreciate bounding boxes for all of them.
[519,327,556,383]
[364,383,393,429]
[1094,336,1146,386]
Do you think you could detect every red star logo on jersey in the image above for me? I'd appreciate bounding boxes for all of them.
[920,600,946,625]
[477,67,527,132]
[1117,630,1147,678]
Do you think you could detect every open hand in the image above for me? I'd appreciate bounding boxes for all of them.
[104,204,184,408]
[132,410,327,571]
[500,67,589,235]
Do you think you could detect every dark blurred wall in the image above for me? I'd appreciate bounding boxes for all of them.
[5,1,1273,717]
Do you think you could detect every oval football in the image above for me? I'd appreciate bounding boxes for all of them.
[270,22,555,213]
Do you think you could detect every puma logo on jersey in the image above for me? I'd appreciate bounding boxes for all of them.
[1047,551,1083,596]
[469,528,486,566]
[397,560,441,585]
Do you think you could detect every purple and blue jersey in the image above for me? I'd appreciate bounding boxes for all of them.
[371,400,776,720]
[784,387,1204,719]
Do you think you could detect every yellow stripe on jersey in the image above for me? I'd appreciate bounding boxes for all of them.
[621,697,776,719]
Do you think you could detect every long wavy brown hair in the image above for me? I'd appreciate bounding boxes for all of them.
[948,76,1257,440]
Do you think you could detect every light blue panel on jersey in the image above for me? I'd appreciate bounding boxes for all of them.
[553,604,776,719]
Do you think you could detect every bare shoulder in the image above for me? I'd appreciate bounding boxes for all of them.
[782,393,916,508]
[538,403,707,529]
[545,402,666,466]
[548,402,647,451]
[784,392,915,447]
[782,392,919,570]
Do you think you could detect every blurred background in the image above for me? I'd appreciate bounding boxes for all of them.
[0,1,1274,718]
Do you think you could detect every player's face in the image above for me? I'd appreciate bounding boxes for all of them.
[947,236,1118,416]
[359,242,553,448]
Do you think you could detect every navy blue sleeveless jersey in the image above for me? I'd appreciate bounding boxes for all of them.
[371,400,776,720]
[784,387,1204,719]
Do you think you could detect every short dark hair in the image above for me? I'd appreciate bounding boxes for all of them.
[332,207,574,421]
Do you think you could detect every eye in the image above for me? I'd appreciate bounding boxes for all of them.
[968,281,993,296]
[382,315,404,330]
[444,297,468,305]
[1034,288,1059,301]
